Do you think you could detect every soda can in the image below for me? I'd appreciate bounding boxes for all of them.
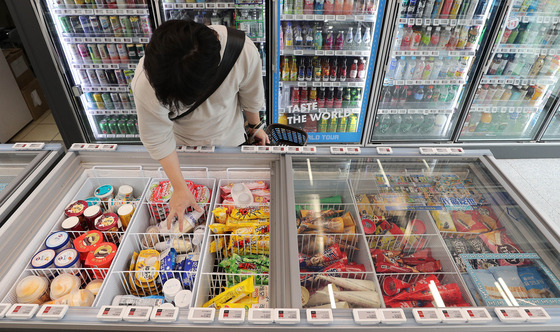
[126,44,138,61]
[89,16,102,35]
[69,16,84,34]
[68,44,82,63]
[106,70,118,85]
[139,16,152,35]
[102,93,115,109]
[79,16,93,35]
[123,69,135,85]
[129,93,136,108]
[63,0,74,6]
[110,93,122,109]
[86,69,100,85]
[119,16,133,36]
[114,69,127,85]
[84,0,95,8]
[106,0,117,9]
[97,44,110,63]
[116,44,129,62]
[74,0,85,6]
[93,93,104,109]
[124,0,136,5]
[78,69,90,85]
[135,44,145,58]
[103,44,118,63]
[129,16,142,35]
[94,0,106,8]
[119,93,131,108]
[99,16,112,35]
[108,119,118,134]
[126,119,137,134]
[117,119,128,134]
[98,119,109,134]
[96,69,109,85]
[77,43,91,62]
[110,16,123,37]
[84,92,96,109]
[87,44,101,63]
[59,16,73,34]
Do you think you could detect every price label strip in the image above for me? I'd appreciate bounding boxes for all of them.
[36,305,68,321]
[521,307,551,323]
[188,307,215,324]
[123,306,152,322]
[306,309,332,325]
[150,306,179,323]
[379,308,407,324]
[494,307,526,323]
[97,306,125,322]
[275,308,300,324]
[248,308,274,324]
[413,308,442,324]
[462,308,492,324]
[353,309,381,325]
[6,304,39,320]
[218,308,245,324]
[440,308,467,324]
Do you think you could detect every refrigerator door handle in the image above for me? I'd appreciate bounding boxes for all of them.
[72,85,83,97]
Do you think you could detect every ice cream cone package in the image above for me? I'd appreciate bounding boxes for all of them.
[478,230,525,266]
[300,244,347,271]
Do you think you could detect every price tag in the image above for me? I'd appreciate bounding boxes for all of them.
[399,18,407,24]
[380,309,406,324]
[336,15,347,21]
[188,308,215,324]
[324,82,332,87]
[306,309,332,325]
[326,15,335,20]
[275,309,300,324]
[398,109,407,114]
[394,51,403,56]
[295,15,304,20]
[248,308,274,324]
[550,49,557,55]
[475,19,484,25]
[297,81,307,87]
[449,51,457,56]
[123,306,152,322]
[313,14,324,20]
[521,307,551,323]
[413,308,442,324]
[441,19,449,25]
[514,78,520,85]
[396,80,404,85]
[315,50,325,55]
[415,18,422,25]
[408,18,414,25]
[554,17,560,24]
[356,15,365,21]
[530,79,537,85]
[36,305,68,321]
[352,309,381,325]
[206,3,216,8]
[404,51,412,56]
[305,15,314,20]
[440,308,467,324]
[97,306,125,322]
[5,304,39,320]
[544,17,551,23]
[163,3,173,9]
[462,308,492,324]
[218,308,245,324]
[433,19,440,25]
[195,3,205,8]
[494,308,526,323]
[537,16,543,23]
[325,50,334,55]
[285,14,294,19]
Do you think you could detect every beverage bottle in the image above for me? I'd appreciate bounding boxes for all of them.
[401,114,415,133]
[433,114,447,134]
[419,114,435,133]
[295,0,304,14]
[351,87,361,107]
[440,0,453,18]
[401,26,413,50]
[317,87,326,107]
[390,86,399,106]
[545,56,560,76]
[520,54,536,76]
[300,87,309,104]
[500,25,514,44]
[318,118,328,132]
[304,0,314,14]
[455,56,469,77]
[326,87,335,107]
[496,54,509,75]
[503,54,518,75]
[382,87,392,105]
[410,28,422,50]
[447,57,458,77]
[449,0,462,19]
[346,27,354,49]
[387,57,398,78]
[344,0,354,14]
[314,57,322,81]
[357,57,366,79]
[511,54,526,75]
[350,58,358,78]
[354,25,363,48]
[506,25,519,45]
[342,87,352,107]
[328,116,338,132]
[322,57,331,81]
[285,22,294,48]
[529,55,545,76]
[430,27,441,47]
[438,57,450,78]
[501,85,513,101]
[404,56,417,80]
[324,26,334,50]
[294,24,303,49]
[439,84,449,100]
[425,85,433,101]
[414,85,425,101]
[363,26,371,47]
[376,114,392,134]
[432,85,440,101]
[465,0,478,20]
[334,0,345,13]
[305,26,314,49]
[493,84,505,101]
[282,57,290,81]
[330,58,338,81]
[412,56,426,79]
[420,26,432,49]
[337,115,348,132]
[485,84,497,101]
[430,56,443,78]
[285,0,294,13]
[446,27,459,50]
[475,112,492,132]
[314,25,323,50]
[298,57,306,81]
[416,0,426,18]
[465,111,481,133]
[390,114,403,134]
[406,84,414,101]
[280,25,284,50]
[335,30,345,50]
[456,26,468,49]
[409,114,424,132]
[395,56,407,79]
[424,0,436,18]
[339,58,348,81]
[324,0,335,14]
[399,86,408,104]
[290,57,298,81]
[315,0,325,13]
[291,87,300,106]
[514,23,529,44]
[406,0,417,18]
[305,57,314,81]
[421,57,433,79]
[439,27,452,48]
[347,113,358,132]
[394,25,404,49]
[509,85,521,103]
[474,84,488,103]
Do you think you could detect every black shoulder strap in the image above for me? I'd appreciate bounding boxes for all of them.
[170,27,245,121]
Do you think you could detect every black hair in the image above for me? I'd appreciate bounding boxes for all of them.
[144,20,221,113]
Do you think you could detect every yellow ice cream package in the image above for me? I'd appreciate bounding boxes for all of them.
[209,237,226,253]
[230,206,270,220]
[431,210,457,232]
[203,276,255,309]
[213,207,229,224]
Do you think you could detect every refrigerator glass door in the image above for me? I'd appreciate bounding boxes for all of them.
[541,108,560,140]
[273,0,384,143]
[369,0,495,142]
[38,0,156,142]
[290,154,560,310]
[459,1,560,141]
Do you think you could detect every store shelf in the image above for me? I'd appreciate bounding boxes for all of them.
[280,13,375,22]
[279,80,365,88]
[52,8,149,16]
[378,108,454,115]
[384,78,467,86]
[71,62,138,70]
[82,85,130,93]
[470,105,539,113]
[95,133,139,139]
[494,45,560,55]
[280,49,370,56]
[397,17,485,27]
[62,36,150,44]
[481,75,558,85]
[508,13,560,24]
[163,2,264,10]
[393,49,476,57]
[278,107,360,113]
[87,109,137,116]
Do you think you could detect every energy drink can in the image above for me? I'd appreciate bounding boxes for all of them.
[114,69,127,85]
[139,16,152,34]
[74,0,85,6]
[69,16,84,34]
[79,16,93,35]
[135,44,145,58]
[123,70,135,85]
[59,16,73,34]
[126,44,138,60]
[94,0,106,7]
[93,93,104,109]
[87,44,101,63]
[108,119,118,134]
[117,119,127,134]
[129,16,142,34]
[68,44,82,62]
[106,43,119,63]
[86,69,99,85]
[85,92,96,109]
[110,16,123,36]
[119,93,131,108]
[116,43,129,62]
[106,0,118,9]
[96,69,109,85]
[98,119,109,134]
[126,119,137,134]
[102,93,115,109]
[119,16,133,36]
[110,93,122,109]
[84,0,94,8]
[77,44,91,62]
[97,44,110,63]
[99,16,112,34]
[129,93,136,108]
[78,69,90,85]
[106,70,118,85]
[89,16,102,35]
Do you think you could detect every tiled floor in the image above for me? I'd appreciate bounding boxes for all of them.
[8,110,62,143]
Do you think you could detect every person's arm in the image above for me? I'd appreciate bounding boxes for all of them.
[158,151,203,231]
[245,111,269,145]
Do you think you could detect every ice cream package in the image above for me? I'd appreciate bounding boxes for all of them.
[478,230,525,266]
[451,210,489,233]
[489,266,529,299]
[472,269,503,300]
[518,266,559,299]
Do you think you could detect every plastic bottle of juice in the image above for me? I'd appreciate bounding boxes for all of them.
[343,0,354,14]
[334,0,345,14]
[324,0,335,14]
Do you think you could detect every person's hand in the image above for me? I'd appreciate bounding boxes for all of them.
[167,187,203,232]
[250,128,270,146]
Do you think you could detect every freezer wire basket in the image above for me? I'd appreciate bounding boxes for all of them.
[265,123,308,146]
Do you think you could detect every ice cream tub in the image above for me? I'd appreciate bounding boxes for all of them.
[45,231,73,254]
[94,184,114,208]
[117,204,135,230]
[85,242,117,278]
[83,205,103,231]
[95,212,120,232]
[84,197,101,207]
[64,200,88,219]
[54,248,82,274]
[61,216,84,236]
[30,249,57,270]
[16,275,50,304]
[115,184,134,200]
[73,230,103,261]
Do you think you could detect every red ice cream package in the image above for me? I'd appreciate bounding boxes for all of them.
[382,276,412,296]
[371,249,401,259]
[322,261,365,278]
[385,300,430,308]
[390,275,441,302]
[411,283,464,303]
[451,210,489,233]
[376,253,417,273]
[415,260,442,273]
[476,205,502,231]
[478,230,526,266]
[400,248,435,266]
[303,244,346,271]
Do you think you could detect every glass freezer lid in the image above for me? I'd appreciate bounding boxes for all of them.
[290,155,560,310]
[0,152,44,196]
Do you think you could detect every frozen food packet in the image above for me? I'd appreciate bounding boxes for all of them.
[314,275,376,292]
[202,276,255,309]
[415,260,442,273]
[451,211,489,233]
[303,244,345,271]
[400,248,435,266]
[473,269,504,300]
[155,238,192,254]
[402,283,464,303]
[518,266,557,299]
[476,205,502,231]
[376,253,417,273]
[306,285,340,307]
[489,266,529,299]
[386,300,429,308]
[390,275,441,302]
[178,252,199,290]
[134,249,161,288]
[209,237,226,253]
[444,237,471,272]
[334,291,381,308]
[461,273,484,306]
[212,207,229,224]
[158,248,177,285]
[478,230,525,266]
[230,206,270,221]
[431,210,457,232]
[194,185,211,204]
[465,237,499,269]
[382,276,412,296]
